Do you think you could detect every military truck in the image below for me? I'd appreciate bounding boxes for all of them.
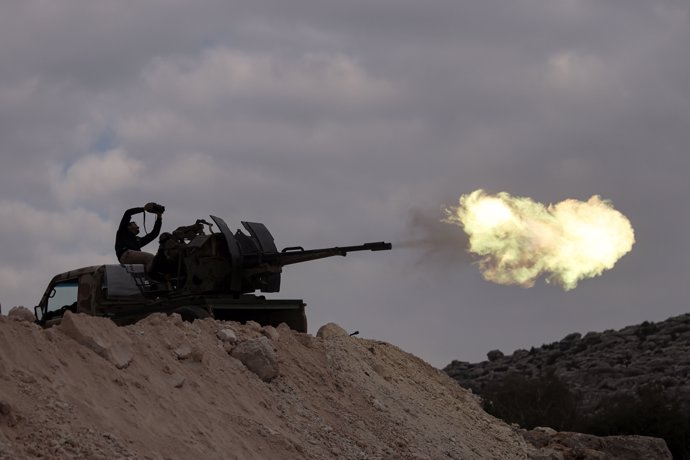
[34,215,391,331]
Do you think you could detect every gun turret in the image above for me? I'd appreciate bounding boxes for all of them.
[149,215,392,296]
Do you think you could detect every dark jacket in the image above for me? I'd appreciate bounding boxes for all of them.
[115,207,162,259]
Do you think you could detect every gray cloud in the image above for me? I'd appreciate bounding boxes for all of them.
[0,0,688,366]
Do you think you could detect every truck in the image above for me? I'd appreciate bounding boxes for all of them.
[33,215,392,331]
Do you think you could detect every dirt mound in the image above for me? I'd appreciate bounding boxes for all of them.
[0,313,670,459]
[0,312,533,459]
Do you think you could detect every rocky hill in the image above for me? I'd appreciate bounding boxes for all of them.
[444,313,690,415]
[0,309,672,459]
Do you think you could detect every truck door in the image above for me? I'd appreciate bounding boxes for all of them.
[39,279,79,327]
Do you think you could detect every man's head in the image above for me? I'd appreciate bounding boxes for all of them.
[128,221,140,235]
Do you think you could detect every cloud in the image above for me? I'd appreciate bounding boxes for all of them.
[139,47,397,116]
[50,149,145,206]
[546,52,611,92]
[0,200,112,252]
[0,200,115,311]
[0,201,114,308]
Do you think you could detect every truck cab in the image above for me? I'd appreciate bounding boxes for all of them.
[34,264,163,327]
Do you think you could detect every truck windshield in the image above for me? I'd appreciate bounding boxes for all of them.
[47,280,78,314]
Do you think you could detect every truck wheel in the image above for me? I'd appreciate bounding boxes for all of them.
[172,306,210,323]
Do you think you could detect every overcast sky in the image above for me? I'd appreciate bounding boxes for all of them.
[1,1,688,367]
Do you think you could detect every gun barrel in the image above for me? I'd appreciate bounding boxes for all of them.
[331,241,392,253]
[271,241,392,266]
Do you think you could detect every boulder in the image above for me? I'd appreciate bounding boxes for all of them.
[521,428,672,459]
[8,306,35,322]
[231,336,279,382]
[316,323,348,339]
[58,311,133,369]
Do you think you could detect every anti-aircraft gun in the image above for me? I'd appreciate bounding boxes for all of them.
[34,215,392,332]
[148,215,391,295]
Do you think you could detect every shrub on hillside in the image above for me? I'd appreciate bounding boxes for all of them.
[577,384,690,460]
[479,374,690,459]
[480,371,577,431]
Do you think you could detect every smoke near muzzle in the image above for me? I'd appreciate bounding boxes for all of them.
[443,190,635,290]
[401,207,472,265]
[403,190,635,290]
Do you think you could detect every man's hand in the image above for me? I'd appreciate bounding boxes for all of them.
[145,202,165,215]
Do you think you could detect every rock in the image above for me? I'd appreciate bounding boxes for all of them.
[108,342,135,369]
[169,374,186,388]
[520,428,672,460]
[533,426,558,436]
[370,397,386,411]
[0,400,18,427]
[8,306,35,322]
[58,312,133,369]
[262,325,279,341]
[372,363,393,381]
[174,345,193,360]
[512,349,529,359]
[138,312,167,326]
[316,323,348,339]
[561,332,582,342]
[231,336,279,381]
[217,328,238,343]
[487,349,504,362]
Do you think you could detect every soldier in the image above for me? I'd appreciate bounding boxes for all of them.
[115,203,164,270]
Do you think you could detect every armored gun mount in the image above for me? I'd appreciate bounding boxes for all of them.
[148,215,392,297]
[32,215,390,334]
